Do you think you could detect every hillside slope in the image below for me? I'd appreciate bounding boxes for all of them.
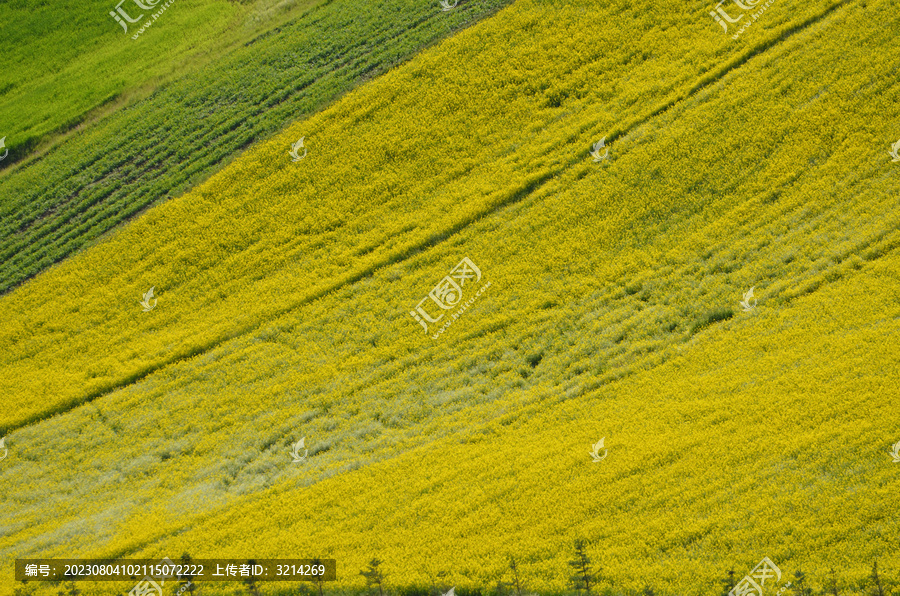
[0,0,510,293]
[0,0,862,430]
[2,0,899,593]
[133,253,900,594]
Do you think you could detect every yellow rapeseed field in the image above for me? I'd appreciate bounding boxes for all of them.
[2,0,899,594]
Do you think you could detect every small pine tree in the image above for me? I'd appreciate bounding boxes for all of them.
[720,570,736,596]
[361,558,386,596]
[243,559,261,596]
[870,562,886,596]
[793,569,812,596]
[311,558,326,596]
[508,557,523,596]
[828,568,840,596]
[568,539,595,596]
[179,552,196,596]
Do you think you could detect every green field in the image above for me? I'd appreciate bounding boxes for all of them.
[1,0,899,594]
[0,0,276,158]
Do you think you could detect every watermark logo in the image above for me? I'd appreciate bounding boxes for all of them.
[290,437,308,462]
[140,287,157,312]
[730,557,783,596]
[710,0,778,39]
[0,437,7,461]
[888,139,900,163]
[0,136,7,161]
[590,137,609,162]
[890,440,900,463]
[439,0,459,10]
[710,1,744,33]
[129,557,177,596]
[410,257,491,339]
[289,137,307,161]
[110,0,145,33]
[740,286,757,312]
[589,437,607,462]
[110,0,177,40]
